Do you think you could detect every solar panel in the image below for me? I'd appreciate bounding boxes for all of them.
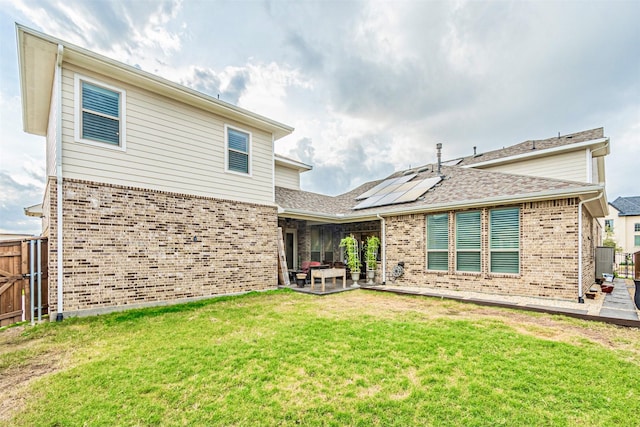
[353,176,441,210]
[413,176,442,189]
[355,174,416,200]
[353,194,387,209]
[374,191,406,206]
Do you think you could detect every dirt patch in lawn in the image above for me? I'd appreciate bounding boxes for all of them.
[0,326,70,422]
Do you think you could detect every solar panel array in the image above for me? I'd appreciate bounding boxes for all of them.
[353,176,442,210]
[442,158,462,166]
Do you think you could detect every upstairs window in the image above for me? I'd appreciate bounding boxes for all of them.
[489,208,520,274]
[426,213,449,271]
[456,211,481,272]
[225,125,251,175]
[74,74,125,149]
[635,223,640,232]
[604,219,614,232]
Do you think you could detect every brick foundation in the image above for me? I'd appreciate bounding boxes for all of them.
[48,178,278,316]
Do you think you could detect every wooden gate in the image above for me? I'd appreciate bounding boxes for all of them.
[0,238,48,326]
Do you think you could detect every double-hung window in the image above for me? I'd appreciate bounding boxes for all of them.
[635,223,640,232]
[226,125,251,175]
[456,211,481,272]
[75,75,125,149]
[489,208,520,274]
[426,213,449,271]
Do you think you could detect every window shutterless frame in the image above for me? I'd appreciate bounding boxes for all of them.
[74,74,126,151]
[455,211,481,272]
[224,124,252,176]
[426,213,449,271]
[489,207,520,274]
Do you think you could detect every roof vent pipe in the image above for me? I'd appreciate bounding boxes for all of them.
[436,143,442,176]
[473,146,476,156]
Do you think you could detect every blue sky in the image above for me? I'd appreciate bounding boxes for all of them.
[1,0,639,234]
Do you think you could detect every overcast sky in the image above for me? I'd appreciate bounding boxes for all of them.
[1,0,638,234]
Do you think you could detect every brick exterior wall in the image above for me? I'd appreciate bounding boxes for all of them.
[48,178,278,317]
[385,198,593,301]
[581,207,597,293]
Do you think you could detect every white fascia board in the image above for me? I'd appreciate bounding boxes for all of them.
[16,24,294,140]
[274,154,313,171]
[463,138,610,169]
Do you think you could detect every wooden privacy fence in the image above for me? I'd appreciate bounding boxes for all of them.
[0,238,48,326]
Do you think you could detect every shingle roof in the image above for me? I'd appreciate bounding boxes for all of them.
[276,165,599,218]
[609,196,640,216]
[456,127,605,167]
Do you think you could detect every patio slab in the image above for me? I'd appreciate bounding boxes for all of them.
[598,278,639,321]
[359,284,640,327]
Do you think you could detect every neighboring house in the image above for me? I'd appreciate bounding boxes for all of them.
[18,25,609,319]
[0,234,35,241]
[603,197,640,254]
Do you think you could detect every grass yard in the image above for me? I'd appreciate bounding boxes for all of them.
[1,289,639,426]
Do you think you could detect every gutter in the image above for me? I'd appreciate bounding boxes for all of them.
[55,43,64,321]
[577,192,603,304]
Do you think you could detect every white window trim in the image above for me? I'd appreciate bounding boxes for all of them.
[224,124,252,176]
[74,73,126,151]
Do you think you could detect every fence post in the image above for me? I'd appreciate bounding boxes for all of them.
[37,238,42,322]
[29,239,35,325]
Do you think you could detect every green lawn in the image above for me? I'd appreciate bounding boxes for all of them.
[2,289,639,426]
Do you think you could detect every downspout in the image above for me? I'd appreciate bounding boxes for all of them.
[271,134,275,202]
[55,44,64,321]
[577,192,603,303]
[376,214,386,284]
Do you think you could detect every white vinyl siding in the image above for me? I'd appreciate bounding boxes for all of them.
[489,208,520,274]
[426,213,449,271]
[456,211,481,272]
[60,65,275,205]
[481,150,587,183]
[274,164,301,190]
[74,74,125,150]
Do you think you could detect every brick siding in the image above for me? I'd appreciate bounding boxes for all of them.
[47,178,278,316]
[385,198,592,301]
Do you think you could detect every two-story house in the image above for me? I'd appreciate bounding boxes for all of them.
[603,197,640,255]
[18,25,609,319]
